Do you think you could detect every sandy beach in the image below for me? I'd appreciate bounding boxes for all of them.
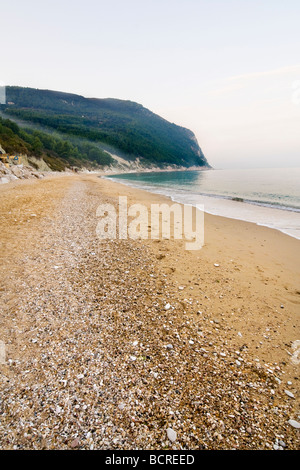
[0,173,299,450]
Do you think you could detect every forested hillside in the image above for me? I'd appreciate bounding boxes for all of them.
[0,116,113,171]
[0,86,209,170]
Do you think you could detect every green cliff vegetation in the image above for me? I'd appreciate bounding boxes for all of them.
[1,86,210,170]
[0,116,113,171]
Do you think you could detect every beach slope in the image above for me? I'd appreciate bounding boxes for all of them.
[0,174,299,450]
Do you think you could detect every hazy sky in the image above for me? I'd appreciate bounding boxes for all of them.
[1,0,300,168]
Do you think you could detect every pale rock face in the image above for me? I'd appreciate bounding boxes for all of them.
[0,177,10,184]
[0,160,46,183]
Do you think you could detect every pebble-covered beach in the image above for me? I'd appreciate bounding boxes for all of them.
[0,174,299,450]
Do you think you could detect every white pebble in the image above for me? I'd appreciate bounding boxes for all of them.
[288,419,300,429]
[0,341,6,364]
[166,428,177,442]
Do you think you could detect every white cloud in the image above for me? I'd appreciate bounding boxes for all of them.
[227,64,300,82]
[206,65,300,97]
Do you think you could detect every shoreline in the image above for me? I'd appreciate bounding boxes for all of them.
[0,173,299,449]
[94,175,300,401]
[100,165,212,176]
[102,173,300,241]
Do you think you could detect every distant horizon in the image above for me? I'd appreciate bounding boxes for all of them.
[3,78,300,170]
[2,82,299,171]
[2,0,299,170]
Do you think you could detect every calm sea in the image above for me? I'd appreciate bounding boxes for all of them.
[106,167,300,240]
